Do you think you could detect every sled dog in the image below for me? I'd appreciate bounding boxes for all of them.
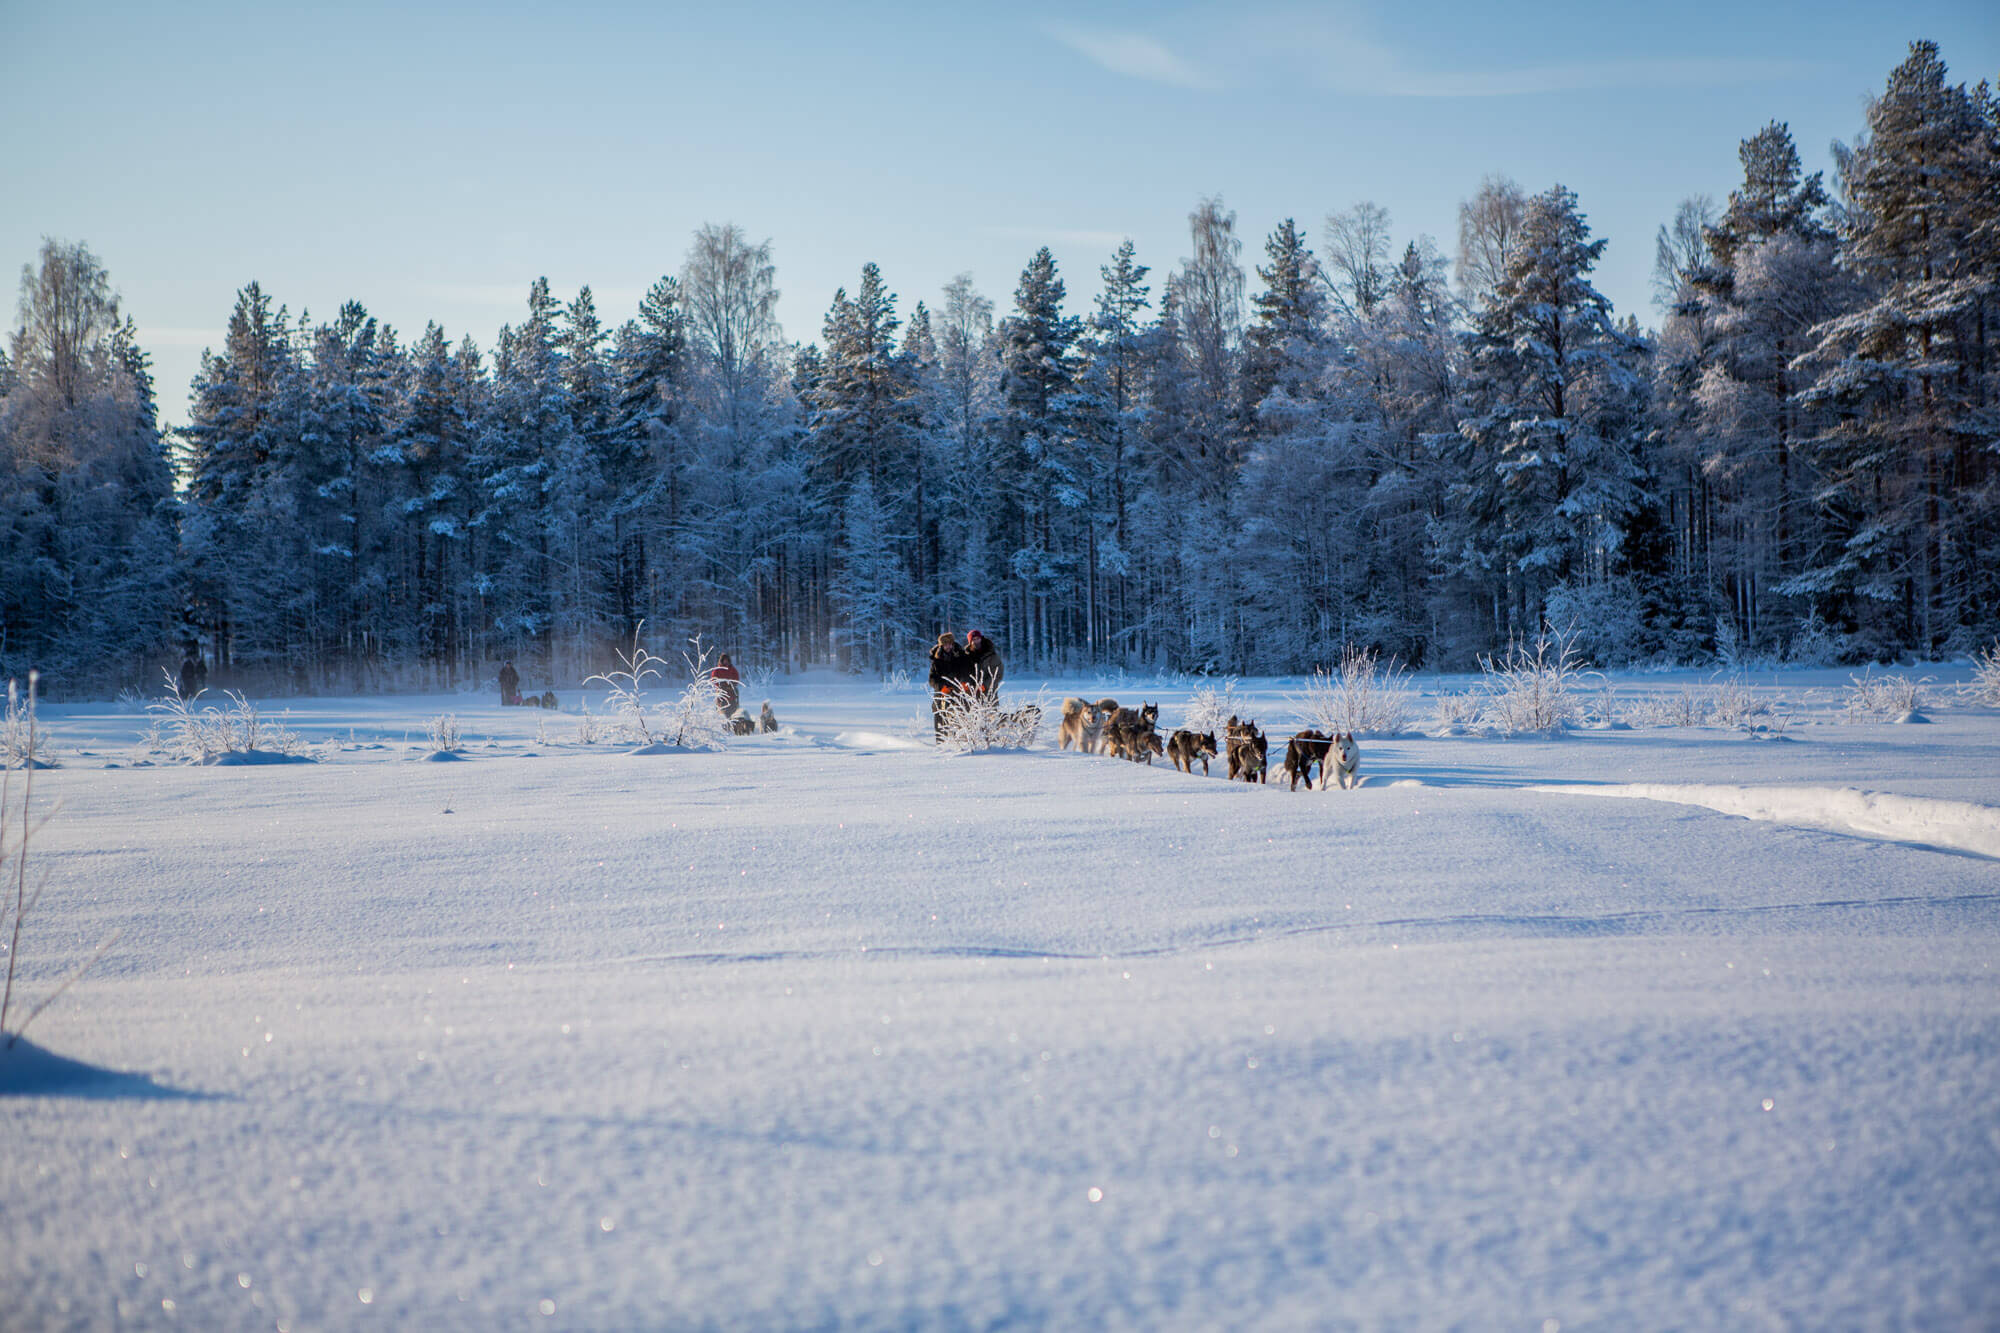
[1225,716,1268,783]
[1166,729,1217,776]
[1320,732,1362,790]
[759,700,778,733]
[1059,698,1103,752]
[1282,730,1333,791]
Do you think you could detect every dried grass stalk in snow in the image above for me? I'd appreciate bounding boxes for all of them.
[1967,640,2000,706]
[2,673,119,1051]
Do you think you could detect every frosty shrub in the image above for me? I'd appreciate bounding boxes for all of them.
[1477,632,1586,734]
[426,714,462,754]
[935,689,1046,754]
[1843,670,1927,721]
[573,708,604,746]
[143,671,307,761]
[3,682,54,770]
[1291,647,1416,736]
[3,673,118,1051]
[586,625,669,745]
[1969,640,2000,707]
[1181,679,1245,738]
[878,668,914,695]
[657,636,733,751]
[1626,688,1707,729]
[1706,675,1769,728]
[1785,613,1845,667]
[1432,689,1484,730]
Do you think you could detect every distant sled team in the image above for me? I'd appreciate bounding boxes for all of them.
[1060,698,1362,791]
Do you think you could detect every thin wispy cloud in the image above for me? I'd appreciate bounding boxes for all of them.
[1229,4,1828,98]
[1045,22,1221,91]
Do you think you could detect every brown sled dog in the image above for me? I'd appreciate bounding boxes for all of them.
[1166,729,1217,776]
[1102,703,1161,762]
[1225,716,1268,783]
[1282,729,1334,791]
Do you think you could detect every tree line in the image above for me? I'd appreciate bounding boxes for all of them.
[2,41,1994,696]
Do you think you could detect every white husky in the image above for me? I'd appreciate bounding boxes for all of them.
[1320,732,1362,790]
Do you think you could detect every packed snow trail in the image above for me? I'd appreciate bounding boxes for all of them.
[1533,782,2000,859]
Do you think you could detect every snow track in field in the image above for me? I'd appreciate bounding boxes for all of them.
[1533,781,2000,860]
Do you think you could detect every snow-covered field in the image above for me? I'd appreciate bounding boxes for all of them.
[5,667,1999,1331]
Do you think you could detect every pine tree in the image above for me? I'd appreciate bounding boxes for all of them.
[1455,185,1647,644]
[996,248,1082,663]
[1240,218,1327,429]
[1794,40,2000,652]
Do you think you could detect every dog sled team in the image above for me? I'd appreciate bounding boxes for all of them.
[1058,696,1362,791]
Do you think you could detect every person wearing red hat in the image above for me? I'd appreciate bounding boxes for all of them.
[962,630,1003,698]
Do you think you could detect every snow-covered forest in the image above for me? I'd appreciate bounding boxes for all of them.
[3,41,1995,696]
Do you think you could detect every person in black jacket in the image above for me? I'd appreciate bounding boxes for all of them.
[962,630,1003,698]
[498,659,521,706]
[928,632,967,740]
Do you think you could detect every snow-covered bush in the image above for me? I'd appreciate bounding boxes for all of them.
[574,707,604,746]
[1625,688,1706,729]
[657,637,734,751]
[1432,688,1483,730]
[425,714,462,754]
[1181,679,1245,738]
[586,626,669,745]
[3,681,54,770]
[1785,613,1845,667]
[1290,647,1415,736]
[1477,632,1586,734]
[143,672,307,762]
[1969,640,2000,706]
[1706,675,1768,728]
[935,689,1045,754]
[878,668,914,695]
[1843,670,1927,721]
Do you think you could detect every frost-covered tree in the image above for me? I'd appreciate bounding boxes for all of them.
[1793,41,2000,653]
[996,247,1082,662]
[1454,186,1647,645]
[1456,175,1528,310]
[0,239,177,688]
[1169,197,1244,490]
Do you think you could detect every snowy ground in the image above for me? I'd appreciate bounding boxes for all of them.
[4,667,1999,1330]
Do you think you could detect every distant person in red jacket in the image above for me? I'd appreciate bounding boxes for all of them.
[709,653,742,714]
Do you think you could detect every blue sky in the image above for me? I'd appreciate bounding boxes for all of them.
[5,1,1995,427]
